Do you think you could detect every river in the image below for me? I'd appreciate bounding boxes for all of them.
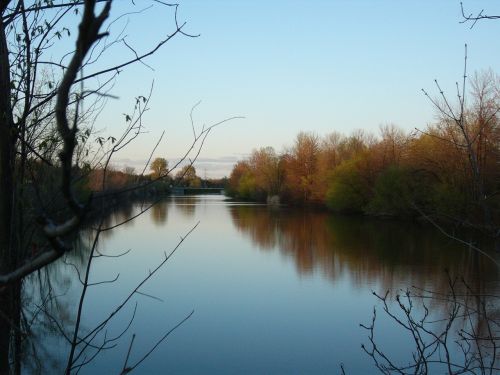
[24,194,500,374]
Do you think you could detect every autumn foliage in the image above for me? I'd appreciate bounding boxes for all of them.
[228,72,500,225]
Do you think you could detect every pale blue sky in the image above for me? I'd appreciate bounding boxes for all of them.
[93,1,500,177]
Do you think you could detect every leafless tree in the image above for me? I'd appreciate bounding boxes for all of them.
[0,1,242,373]
[363,6,500,373]
[420,45,500,255]
[461,2,500,28]
[362,274,500,374]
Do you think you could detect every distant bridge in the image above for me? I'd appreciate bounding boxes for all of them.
[170,187,225,195]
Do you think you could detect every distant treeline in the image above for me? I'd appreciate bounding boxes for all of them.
[25,161,226,217]
[227,72,500,225]
[84,164,227,193]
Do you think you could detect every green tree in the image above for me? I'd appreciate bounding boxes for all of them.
[367,165,413,216]
[326,157,370,213]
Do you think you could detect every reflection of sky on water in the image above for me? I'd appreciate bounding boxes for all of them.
[25,195,500,374]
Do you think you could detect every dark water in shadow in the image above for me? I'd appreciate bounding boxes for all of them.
[24,195,500,374]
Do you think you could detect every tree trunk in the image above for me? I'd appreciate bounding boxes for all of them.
[0,15,16,374]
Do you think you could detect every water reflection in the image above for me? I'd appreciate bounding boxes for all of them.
[229,204,500,371]
[151,200,168,225]
[229,205,499,292]
[21,237,93,374]
[173,196,197,218]
[16,197,500,374]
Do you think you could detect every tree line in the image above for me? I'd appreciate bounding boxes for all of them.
[84,159,225,192]
[227,71,500,228]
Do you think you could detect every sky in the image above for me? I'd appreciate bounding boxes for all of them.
[89,0,500,177]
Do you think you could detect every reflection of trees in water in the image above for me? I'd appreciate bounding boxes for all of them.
[230,205,500,370]
[173,196,196,218]
[22,270,74,374]
[0,215,98,372]
[151,201,168,225]
[12,201,500,372]
[229,205,499,293]
[19,248,85,373]
[17,199,177,372]
[362,278,500,373]
[0,228,94,373]
[95,203,137,240]
[18,204,139,373]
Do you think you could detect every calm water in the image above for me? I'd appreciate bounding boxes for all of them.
[26,195,500,374]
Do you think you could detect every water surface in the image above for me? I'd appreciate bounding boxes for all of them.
[27,195,500,374]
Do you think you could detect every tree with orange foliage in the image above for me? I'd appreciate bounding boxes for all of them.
[284,132,320,203]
